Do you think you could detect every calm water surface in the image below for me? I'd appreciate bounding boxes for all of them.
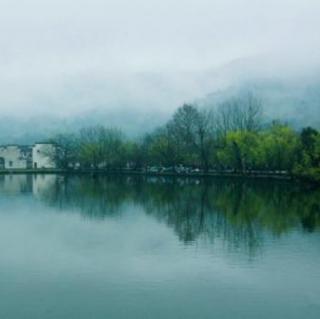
[0,174,319,319]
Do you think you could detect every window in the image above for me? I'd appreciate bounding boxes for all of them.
[9,161,13,167]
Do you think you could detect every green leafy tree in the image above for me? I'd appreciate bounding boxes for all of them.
[300,127,319,167]
[217,131,260,172]
[259,123,300,171]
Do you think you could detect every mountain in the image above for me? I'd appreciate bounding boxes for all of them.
[199,78,320,128]
[198,56,320,129]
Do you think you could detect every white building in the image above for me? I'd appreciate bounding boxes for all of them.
[32,143,56,169]
[0,143,56,169]
[0,145,32,169]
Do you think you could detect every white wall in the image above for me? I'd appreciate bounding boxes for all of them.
[32,144,56,169]
[0,145,30,169]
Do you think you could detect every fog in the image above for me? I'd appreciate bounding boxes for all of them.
[0,0,320,128]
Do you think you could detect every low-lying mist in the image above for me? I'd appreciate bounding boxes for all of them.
[1,55,320,145]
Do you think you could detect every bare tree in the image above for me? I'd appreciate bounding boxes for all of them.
[196,108,216,172]
[46,133,78,169]
[215,93,263,136]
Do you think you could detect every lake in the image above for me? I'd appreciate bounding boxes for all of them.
[0,174,319,319]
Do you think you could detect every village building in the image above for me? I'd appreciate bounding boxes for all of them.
[32,143,56,169]
[0,143,56,169]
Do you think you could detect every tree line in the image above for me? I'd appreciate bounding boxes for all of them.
[47,94,320,182]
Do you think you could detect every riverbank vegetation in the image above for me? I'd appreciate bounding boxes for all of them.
[48,94,320,184]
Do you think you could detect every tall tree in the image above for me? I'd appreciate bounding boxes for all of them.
[169,104,215,170]
[47,133,78,169]
[300,127,319,166]
[216,93,263,136]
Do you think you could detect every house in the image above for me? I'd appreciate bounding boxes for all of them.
[0,145,32,169]
[32,143,56,169]
[0,143,56,169]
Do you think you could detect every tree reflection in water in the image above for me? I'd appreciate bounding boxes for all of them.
[15,175,320,255]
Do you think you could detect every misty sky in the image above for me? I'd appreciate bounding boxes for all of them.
[1,0,320,116]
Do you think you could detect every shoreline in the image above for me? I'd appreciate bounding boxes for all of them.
[1,168,318,187]
[0,167,294,179]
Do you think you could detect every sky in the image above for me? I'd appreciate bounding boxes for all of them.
[0,0,320,117]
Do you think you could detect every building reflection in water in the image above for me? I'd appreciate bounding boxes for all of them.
[0,174,56,196]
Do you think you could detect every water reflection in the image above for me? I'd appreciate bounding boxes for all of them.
[1,174,319,256]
